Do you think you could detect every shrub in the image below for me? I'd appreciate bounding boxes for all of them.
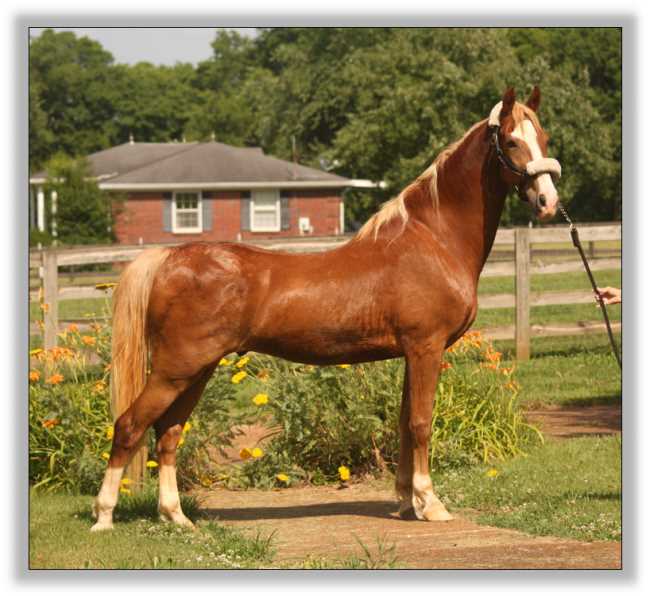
[227,331,542,488]
[29,307,540,493]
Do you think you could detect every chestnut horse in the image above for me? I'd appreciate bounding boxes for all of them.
[92,87,560,531]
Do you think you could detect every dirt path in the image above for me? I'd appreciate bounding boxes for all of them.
[525,403,621,438]
[195,482,620,569]
[195,403,621,569]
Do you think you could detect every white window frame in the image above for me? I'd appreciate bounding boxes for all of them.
[172,191,203,234]
[250,189,281,232]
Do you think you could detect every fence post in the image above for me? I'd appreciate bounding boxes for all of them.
[515,227,530,361]
[42,249,59,350]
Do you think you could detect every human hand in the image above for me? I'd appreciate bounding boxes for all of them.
[595,287,621,305]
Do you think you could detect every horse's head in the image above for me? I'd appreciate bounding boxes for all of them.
[489,86,560,221]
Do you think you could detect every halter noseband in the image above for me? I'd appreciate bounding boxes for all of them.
[487,101,561,199]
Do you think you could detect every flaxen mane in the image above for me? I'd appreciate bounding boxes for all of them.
[356,103,540,241]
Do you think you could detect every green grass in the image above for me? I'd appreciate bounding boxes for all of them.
[29,489,401,569]
[474,302,621,329]
[495,334,622,407]
[29,489,276,569]
[433,435,621,542]
[478,269,621,295]
[30,297,110,322]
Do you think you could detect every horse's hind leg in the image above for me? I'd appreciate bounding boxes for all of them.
[91,371,197,532]
[153,365,215,527]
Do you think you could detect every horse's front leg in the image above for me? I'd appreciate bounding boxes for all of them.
[403,343,453,521]
[395,366,415,517]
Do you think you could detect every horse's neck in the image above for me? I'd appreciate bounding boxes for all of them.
[432,125,508,281]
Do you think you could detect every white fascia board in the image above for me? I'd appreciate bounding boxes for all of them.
[98,180,380,191]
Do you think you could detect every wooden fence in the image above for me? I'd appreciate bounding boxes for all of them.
[30,223,621,359]
[29,224,620,485]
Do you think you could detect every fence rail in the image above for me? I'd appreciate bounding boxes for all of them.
[30,224,621,355]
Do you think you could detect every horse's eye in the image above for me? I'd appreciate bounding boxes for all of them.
[506,140,518,149]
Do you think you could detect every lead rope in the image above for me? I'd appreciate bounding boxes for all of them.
[557,202,622,369]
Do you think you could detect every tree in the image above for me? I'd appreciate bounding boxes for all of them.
[42,155,117,246]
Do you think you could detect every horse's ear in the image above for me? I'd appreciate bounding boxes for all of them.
[499,87,516,121]
[526,86,541,112]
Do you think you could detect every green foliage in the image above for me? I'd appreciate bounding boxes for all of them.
[41,155,118,246]
[29,323,113,493]
[225,332,540,488]
[30,27,621,228]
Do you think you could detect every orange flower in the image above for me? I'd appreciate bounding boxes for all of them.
[485,349,502,363]
[40,302,49,313]
[66,323,79,333]
[440,361,452,371]
[46,373,64,385]
[42,418,59,429]
[81,336,96,346]
[29,370,40,383]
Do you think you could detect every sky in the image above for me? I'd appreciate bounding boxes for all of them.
[28,27,257,66]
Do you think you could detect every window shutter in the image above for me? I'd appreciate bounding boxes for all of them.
[162,192,172,232]
[280,191,290,231]
[240,191,251,231]
[202,193,212,231]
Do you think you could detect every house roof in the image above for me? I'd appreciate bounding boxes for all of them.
[29,141,371,190]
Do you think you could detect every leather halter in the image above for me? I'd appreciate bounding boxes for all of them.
[487,101,561,199]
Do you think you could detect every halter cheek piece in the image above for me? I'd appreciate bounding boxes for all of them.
[487,101,562,201]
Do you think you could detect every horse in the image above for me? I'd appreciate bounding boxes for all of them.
[91,86,561,531]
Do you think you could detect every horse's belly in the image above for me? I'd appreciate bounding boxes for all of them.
[246,328,402,365]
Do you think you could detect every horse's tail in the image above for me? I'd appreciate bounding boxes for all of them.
[110,247,170,420]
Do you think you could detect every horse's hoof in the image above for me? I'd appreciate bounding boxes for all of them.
[398,505,418,520]
[420,504,453,522]
[90,521,114,532]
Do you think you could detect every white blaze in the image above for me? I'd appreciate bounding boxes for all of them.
[511,119,558,206]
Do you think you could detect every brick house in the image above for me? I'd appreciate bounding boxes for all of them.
[29,141,376,244]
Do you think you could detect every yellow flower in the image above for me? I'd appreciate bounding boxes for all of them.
[235,356,250,368]
[178,437,185,447]
[146,460,159,468]
[486,468,499,479]
[46,373,64,385]
[101,452,110,460]
[251,447,263,458]
[239,447,253,460]
[95,282,117,291]
[29,348,44,357]
[252,393,269,406]
[121,478,132,485]
[106,426,114,440]
[219,357,232,366]
[93,380,106,393]
[119,487,131,495]
[81,335,96,346]
[276,473,290,484]
[231,371,247,384]
[29,370,40,383]
[183,421,192,433]
[337,364,351,369]
[338,465,350,481]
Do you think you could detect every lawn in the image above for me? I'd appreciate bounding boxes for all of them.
[495,333,622,407]
[433,435,621,542]
[29,489,398,569]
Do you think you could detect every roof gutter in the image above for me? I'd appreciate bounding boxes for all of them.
[95,179,384,191]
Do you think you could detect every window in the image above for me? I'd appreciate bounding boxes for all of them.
[173,192,202,233]
[251,190,281,232]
